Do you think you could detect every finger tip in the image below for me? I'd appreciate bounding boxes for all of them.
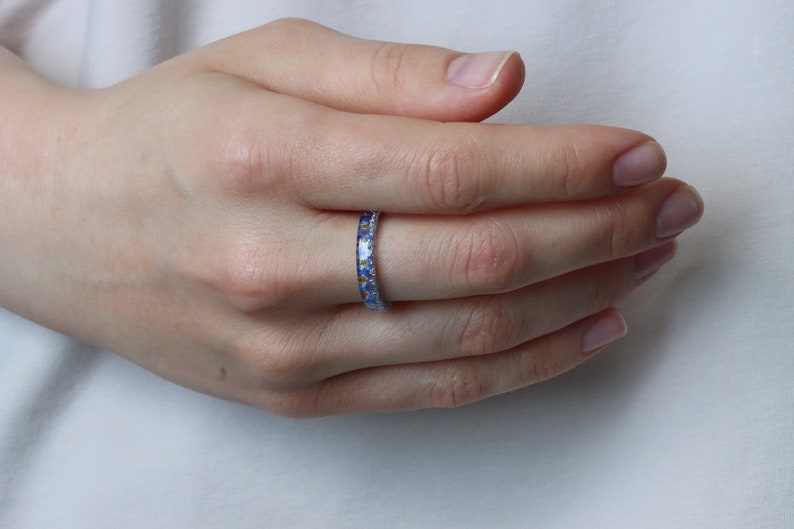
[581,308,628,357]
[444,51,525,122]
[493,51,525,103]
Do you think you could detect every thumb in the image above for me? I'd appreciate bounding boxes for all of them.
[191,18,525,122]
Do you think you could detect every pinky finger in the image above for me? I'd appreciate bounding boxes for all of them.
[272,308,628,417]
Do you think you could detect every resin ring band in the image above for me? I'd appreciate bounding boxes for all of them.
[356,211,392,311]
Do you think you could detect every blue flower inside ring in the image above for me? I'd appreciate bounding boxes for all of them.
[356,211,392,311]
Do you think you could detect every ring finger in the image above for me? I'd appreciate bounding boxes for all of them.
[298,177,701,305]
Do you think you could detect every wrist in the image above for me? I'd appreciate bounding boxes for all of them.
[0,47,75,319]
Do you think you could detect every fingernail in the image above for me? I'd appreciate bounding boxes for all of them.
[447,51,514,88]
[613,141,667,187]
[582,311,628,356]
[633,240,678,279]
[655,185,705,239]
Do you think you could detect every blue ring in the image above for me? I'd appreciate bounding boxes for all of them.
[356,211,392,311]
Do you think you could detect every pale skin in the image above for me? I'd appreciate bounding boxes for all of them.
[0,18,703,417]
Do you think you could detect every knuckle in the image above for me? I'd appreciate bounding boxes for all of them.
[582,276,620,315]
[530,346,569,383]
[370,41,412,97]
[600,200,634,259]
[229,330,319,387]
[261,17,315,40]
[213,234,291,311]
[256,351,314,387]
[218,122,293,195]
[220,132,265,193]
[416,138,482,212]
[550,132,588,198]
[428,365,488,408]
[454,298,520,357]
[452,220,524,294]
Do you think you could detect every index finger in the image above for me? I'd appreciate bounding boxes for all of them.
[213,91,666,213]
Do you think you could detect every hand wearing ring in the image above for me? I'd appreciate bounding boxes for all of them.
[1,19,703,417]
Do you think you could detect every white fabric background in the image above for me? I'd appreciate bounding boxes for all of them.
[1,1,792,527]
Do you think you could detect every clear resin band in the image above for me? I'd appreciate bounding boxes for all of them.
[356,211,392,311]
